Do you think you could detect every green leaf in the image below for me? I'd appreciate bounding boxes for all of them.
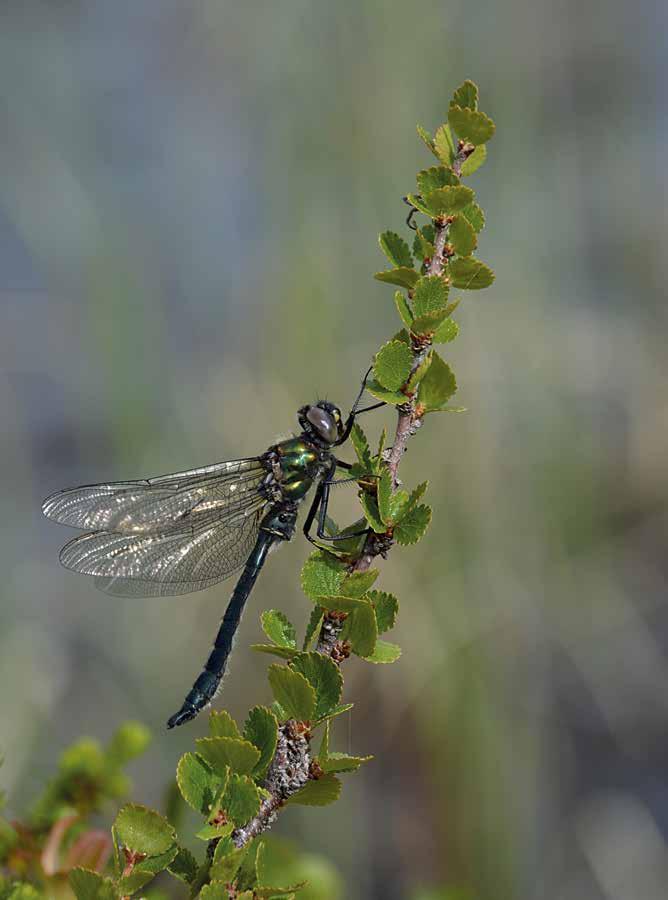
[106,721,151,767]
[209,710,242,740]
[131,844,178,876]
[394,504,432,545]
[110,824,121,878]
[417,166,459,194]
[379,231,413,268]
[176,752,221,814]
[118,868,157,895]
[364,378,407,406]
[303,605,324,650]
[433,317,459,343]
[449,216,477,257]
[461,201,485,233]
[323,514,339,537]
[224,773,261,826]
[413,226,435,262]
[350,423,372,469]
[261,610,297,649]
[319,721,330,759]
[394,291,413,328]
[251,644,298,660]
[434,123,456,165]
[373,340,413,392]
[317,702,354,722]
[405,192,437,217]
[210,838,249,884]
[422,186,474,216]
[243,706,278,780]
[301,552,345,601]
[315,595,364,613]
[340,569,379,597]
[411,310,449,336]
[343,600,378,658]
[412,275,449,318]
[417,352,457,411]
[287,774,342,807]
[368,590,399,633]
[448,104,496,144]
[377,470,408,526]
[461,143,487,176]
[114,804,176,858]
[448,256,495,290]
[452,79,478,110]
[200,882,233,900]
[362,640,402,664]
[359,492,386,532]
[405,351,433,393]
[271,700,287,720]
[267,665,316,721]
[416,123,438,157]
[69,869,116,900]
[321,752,373,774]
[167,847,199,885]
[406,480,428,510]
[195,738,261,777]
[194,823,233,842]
[374,267,419,289]
[235,840,260,892]
[290,653,342,720]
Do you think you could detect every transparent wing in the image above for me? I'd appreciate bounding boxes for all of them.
[60,504,265,597]
[42,457,267,534]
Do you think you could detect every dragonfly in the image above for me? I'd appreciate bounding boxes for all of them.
[42,371,383,728]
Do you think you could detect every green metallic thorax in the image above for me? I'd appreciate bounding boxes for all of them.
[274,437,322,500]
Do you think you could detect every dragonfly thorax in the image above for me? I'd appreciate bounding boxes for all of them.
[259,503,299,540]
[263,437,331,502]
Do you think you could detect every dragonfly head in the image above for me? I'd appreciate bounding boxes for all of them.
[298,401,344,446]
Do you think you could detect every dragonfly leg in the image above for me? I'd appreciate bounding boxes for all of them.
[302,480,326,548]
[404,194,420,230]
[335,368,386,446]
[316,479,370,541]
[353,401,386,416]
[303,474,370,545]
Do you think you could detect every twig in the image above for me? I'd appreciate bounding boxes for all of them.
[229,135,479,850]
[232,722,310,849]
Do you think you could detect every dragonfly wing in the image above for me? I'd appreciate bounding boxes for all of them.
[42,457,267,534]
[60,503,265,597]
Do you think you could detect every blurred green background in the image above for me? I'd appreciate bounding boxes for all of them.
[1,1,667,898]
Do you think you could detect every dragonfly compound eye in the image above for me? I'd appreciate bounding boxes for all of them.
[306,405,338,444]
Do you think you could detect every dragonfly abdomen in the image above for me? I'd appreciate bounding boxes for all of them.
[167,502,298,728]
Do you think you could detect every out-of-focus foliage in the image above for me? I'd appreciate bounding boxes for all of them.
[0,723,149,898]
